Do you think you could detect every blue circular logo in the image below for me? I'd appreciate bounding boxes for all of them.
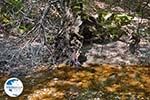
[4,78,23,97]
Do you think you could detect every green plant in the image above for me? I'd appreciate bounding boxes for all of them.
[97,10,133,40]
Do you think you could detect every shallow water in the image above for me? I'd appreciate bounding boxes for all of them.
[0,64,150,100]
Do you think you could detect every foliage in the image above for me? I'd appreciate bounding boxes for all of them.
[79,8,133,41]
[0,0,83,66]
[0,0,149,66]
[70,0,134,42]
[97,10,133,39]
[0,0,30,34]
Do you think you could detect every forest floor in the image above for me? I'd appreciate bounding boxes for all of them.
[0,64,150,100]
[0,36,149,99]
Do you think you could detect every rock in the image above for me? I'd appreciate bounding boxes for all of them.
[85,39,150,65]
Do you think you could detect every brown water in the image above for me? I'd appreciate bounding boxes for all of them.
[0,64,150,100]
